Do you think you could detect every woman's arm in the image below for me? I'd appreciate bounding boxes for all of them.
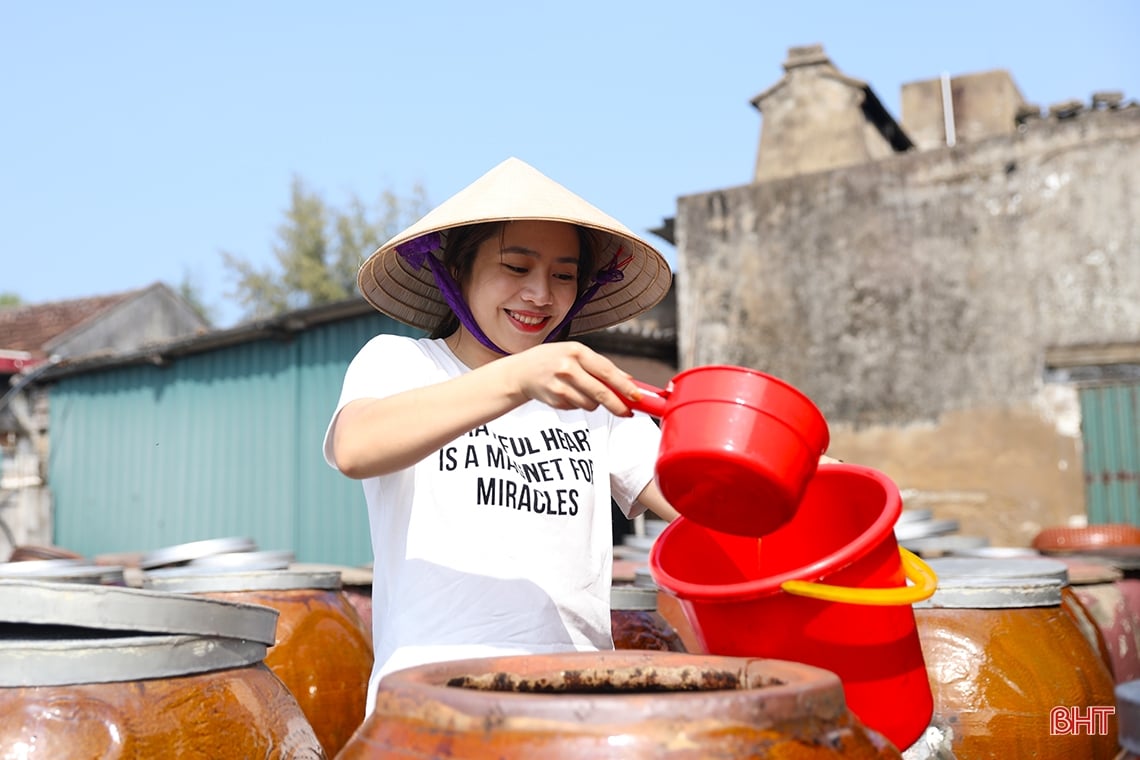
[634,480,681,523]
[330,342,645,479]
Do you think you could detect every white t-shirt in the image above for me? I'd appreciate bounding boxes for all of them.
[323,335,659,712]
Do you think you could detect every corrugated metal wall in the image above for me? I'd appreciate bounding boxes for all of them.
[1081,381,1140,524]
[49,313,420,564]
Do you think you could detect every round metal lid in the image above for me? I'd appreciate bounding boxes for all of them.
[1075,546,1140,572]
[926,556,1071,584]
[0,579,278,644]
[289,562,373,586]
[189,550,295,572]
[896,509,934,525]
[945,546,1042,560]
[633,566,659,589]
[915,558,1066,608]
[138,537,257,569]
[0,558,85,573]
[622,535,656,552]
[0,633,268,687]
[894,518,960,541]
[142,569,342,593]
[900,534,989,555]
[611,585,658,611]
[0,562,125,585]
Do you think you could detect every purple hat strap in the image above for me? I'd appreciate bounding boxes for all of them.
[396,232,507,355]
[396,233,631,354]
[543,246,630,341]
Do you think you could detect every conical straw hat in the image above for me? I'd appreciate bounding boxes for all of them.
[358,157,672,335]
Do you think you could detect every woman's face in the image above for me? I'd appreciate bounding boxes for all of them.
[457,220,582,361]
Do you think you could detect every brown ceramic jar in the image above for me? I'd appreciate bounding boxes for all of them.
[0,656,325,758]
[915,559,1119,759]
[144,569,372,758]
[1057,555,1140,684]
[0,579,324,758]
[337,651,903,759]
[610,584,686,652]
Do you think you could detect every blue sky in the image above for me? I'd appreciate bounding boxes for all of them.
[3,1,1137,326]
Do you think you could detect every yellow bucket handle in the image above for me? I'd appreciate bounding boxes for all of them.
[779,547,938,606]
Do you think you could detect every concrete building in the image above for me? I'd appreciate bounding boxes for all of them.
[675,45,1140,546]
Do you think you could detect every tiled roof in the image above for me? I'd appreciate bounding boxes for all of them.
[0,290,139,357]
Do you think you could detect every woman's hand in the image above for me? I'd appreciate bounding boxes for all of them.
[499,342,640,417]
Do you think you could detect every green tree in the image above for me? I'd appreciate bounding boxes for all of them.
[223,176,428,321]
[0,293,22,308]
[177,270,214,326]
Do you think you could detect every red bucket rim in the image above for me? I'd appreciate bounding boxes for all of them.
[665,365,830,451]
[668,365,821,408]
[648,464,902,602]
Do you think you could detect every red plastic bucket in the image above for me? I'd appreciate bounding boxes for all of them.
[623,365,829,537]
[649,463,936,752]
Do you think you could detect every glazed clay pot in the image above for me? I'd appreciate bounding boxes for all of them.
[914,562,1118,759]
[285,563,375,646]
[609,584,686,652]
[1062,558,1140,684]
[144,570,372,758]
[0,580,324,758]
[1033,524,1140,554]
[928,556,1118,683]
[337,651,902,759]
[630,566,704,653]
[0,656,324,758]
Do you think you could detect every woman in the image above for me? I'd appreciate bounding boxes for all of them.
[324,157,679,712]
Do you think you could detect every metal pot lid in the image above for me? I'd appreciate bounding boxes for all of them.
[0,633,268,687]
[138,537,257,569]
[945,546,1041,560]
[1069,546,1140,572]
[633,566,659,590]
[900,534,989,555]
[288,562,372,586]
[188,550,294,572]
[622,535,656,552]
[610,585,658,611]
[894,518,959,541]
[0,562,126,585]
[926,556,1070,584]
[0,558,85,573]
[896,509,934,525]
[142,569,341,593]
[0,579,278,644]
[914,572,1064,609]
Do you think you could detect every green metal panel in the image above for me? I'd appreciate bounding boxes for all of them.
[49,312,421,564]
[1081,381,1140,524]
[293,316,422,564]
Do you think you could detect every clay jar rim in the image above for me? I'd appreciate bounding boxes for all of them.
[373,651,848,727]
[1033,524,1140,553]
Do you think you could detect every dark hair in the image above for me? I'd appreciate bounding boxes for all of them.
[428,222,600,340]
